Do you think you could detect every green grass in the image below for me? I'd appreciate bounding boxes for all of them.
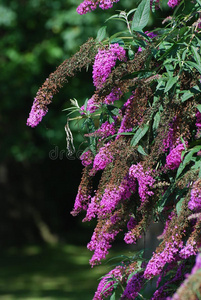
[0,244,130,300]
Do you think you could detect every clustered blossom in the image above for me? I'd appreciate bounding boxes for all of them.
[92,142,113,172]
[179,241,197,259]
[196,110,201,138]
[26,98,48,127]
[96,121,116,139]
[87,220,120,266]
[93,265,125,300]
[80,149,93,166]
[165,143,185,170]
[129,163,155,204]
[163,117,177,152]
[151,263,184,300]
[117,93,135,137]
[188,179,201,211]
[80,95,99,114]
[127,217,137,231]
[92,44,126,89]
[77,0,120,15]
[71,187,91,216]
[121,272,144,300]
[99,176,136,216]
[144,238,183,279]
[104,87,123,104]
[167,0,181,8]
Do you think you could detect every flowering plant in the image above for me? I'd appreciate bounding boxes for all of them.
[27,0,201,298]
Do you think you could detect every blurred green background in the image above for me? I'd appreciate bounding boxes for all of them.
[0,0,169,299]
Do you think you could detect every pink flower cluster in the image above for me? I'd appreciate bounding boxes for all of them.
[71,187,91,216]
[93,265,124,300]
[92,142,113,172]
[99,177,136,216]
[129,163,155,204]
[188,180,201,211]
[80,95,99,114]
[167,0,180,8]
[94,121,116,140]
[104,87,123,104]
[196,110,201,138]
[77,0,120,15]
[179,241,197,259]
[26,98,48,127]
[144,238,183,279]
[163,117,177,152]
[80,149,93,166]
[121,272,144,300]
[165,143,185,170]
[87,221,119,266]
[92,44,126,89]
[117,93,135,137]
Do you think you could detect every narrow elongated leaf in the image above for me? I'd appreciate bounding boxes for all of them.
[153,111,160,133]
[191,45,201,65]
[131,124,149,147]
[176,198,185,216]
[137,145,147,155]
[131,0,150,31]
[186,61,201,73]
[96,26,107,42]
[176,145,201,179]
[197,104,201,112]
[196,0,201,7]
[110,292,116,300]
[181,90,194,102]
[164,76,178,93]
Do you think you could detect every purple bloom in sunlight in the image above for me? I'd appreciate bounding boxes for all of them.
[129,163,155,204]
[92,142,113,172]
[93,44,126,89]
[165,143,185,170]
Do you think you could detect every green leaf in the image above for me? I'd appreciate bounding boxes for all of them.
[181,90,194,102]
[186,61,201,73]
[110,292,116,300]
[197,104,201,112]
[181,85,201,102]
[196,0,201,6]
[130,124,149,147]
[96,26,107,42]
[164,76,178,93]
[110,38,124,46]
[137,145,147,156]
[191,45,201,66]
[152,111,160,133]
[176,145,201,179]
[176,198,185,216]
[131,0,150,31]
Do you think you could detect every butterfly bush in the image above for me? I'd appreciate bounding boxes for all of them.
[27,98,48,127]
[28,0,201,298]
[92,43,126,89]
